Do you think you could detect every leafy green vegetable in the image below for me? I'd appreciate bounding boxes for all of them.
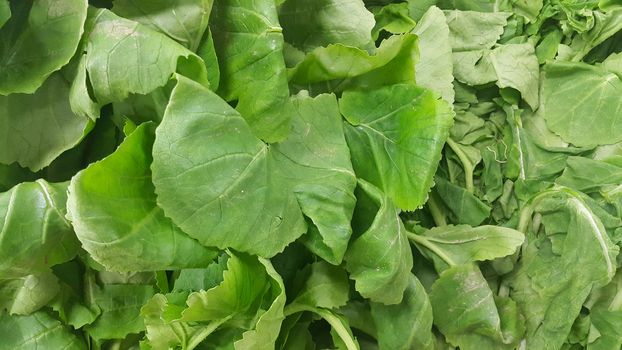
[2,0,622,348]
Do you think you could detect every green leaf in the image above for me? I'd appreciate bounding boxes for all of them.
[433,176,492,225]
[510,188,619,350]
[288,262,350,312]
[445,10,509,51]
[77,8,207,114]
[489,43,540,109]
[279,0,375,51]
[211,0,291,142]
[409,224,524,270]
[67,122,216,272]
[430,264,524,350]
[112,0,214,51]
[288,34,418,94]
[0,180,79,278]
[0,311,85,349]
[413,6,455,104]
[370,275,434,350]
[344,180,413,304]
[371,3,416,40]
[557,156,622,193]
[340,83,453,210]
[0,272,60,315]
[0,0,87,94]
[85,284,155,341]
[587,310,622,350]
[152,77,356,260]
[0,0,9,28]
[0,73,91,171]
[541,61,622,147]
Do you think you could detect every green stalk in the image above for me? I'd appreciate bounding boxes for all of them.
[406,231,456,266]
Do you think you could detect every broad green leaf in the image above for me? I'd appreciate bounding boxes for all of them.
[372,3,417,39]
[413,6,455,104]
[445,10,509,51]
[344,180,413,304]
[340,83,453,210]
[433,176,492,225]
[0,0,87,94]
[279,0,374,51]
[152,77,356,260]
[0,272,59,315]
[0,180,79,278]
[587,310,622,350]
[409,225,524,270]
[112,0,213,51]
[568,8,622,61]
[430,264,524,350]
[0,311,85,349]
[288,34,418,94]
[510,188,619,350]
[0,73,91,171]
[210,0,291,142]
[288,262,349,313]
[489,43,539,109]
[511,0,543,22]
[85,284,155,341]
[557,156,622,192]
[371,275,434,350]
[541,61,622,147]
[67,123,216,272]
[0,0,9,28]
[76,8,207,117]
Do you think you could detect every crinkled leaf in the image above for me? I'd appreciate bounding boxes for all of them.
[541,61,622,147]
[371,275,434,350]
[340,83,453,210]
[112,0,213,51]
[344,180,413,304]
[210,0,291,142]
[152,77,356,260]
[372,3,416,40]
[67,122,216,272]
[279,0,374,52]
[0,180,79,278]
[0,73,91,171]
[0,0,87,94]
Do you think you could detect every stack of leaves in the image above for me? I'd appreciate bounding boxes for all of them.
[1,0,621,349]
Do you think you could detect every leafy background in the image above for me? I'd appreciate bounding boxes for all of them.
[1,0,622,349]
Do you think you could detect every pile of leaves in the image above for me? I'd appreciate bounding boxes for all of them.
[1,0,621,349]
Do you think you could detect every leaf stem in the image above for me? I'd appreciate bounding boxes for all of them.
[185,319,226,350]
[446,138,474,193]
[406,231,456,266]
[315,308,359,350]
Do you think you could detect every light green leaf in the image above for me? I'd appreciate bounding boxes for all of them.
[85,284,155,341]
[78,8,207,113]
[279,0,374,51]
[413,6,455,104]
[0,73,91,171]
[67,122,216,272]
[541,61,622,147]
[152,77,356,260]
[0,273,59,315]
[430,264,524,350]
[557,156,622,192]
[0,180,79,278]
[340,83,453,210]
[372,3,417,40]
[0,0,87,94]
[211,0,291,142]
[371,275,434,350]
[510,188,619,350]
[445,10,509,51]
[344,180,413,304]
[288,34,418,94]
[112,0,213,51]
[408,224,524,270]
[0,0,9,28]
[433,176,492,225]
[489,43,539,109]
[0,311,85,349]
[288,262,350,313]
[588,310,622,350]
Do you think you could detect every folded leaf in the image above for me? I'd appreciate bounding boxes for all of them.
[152,76,356,259]
[0,0,87,94]
[0,180,79,278]
[67,122,216,272]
